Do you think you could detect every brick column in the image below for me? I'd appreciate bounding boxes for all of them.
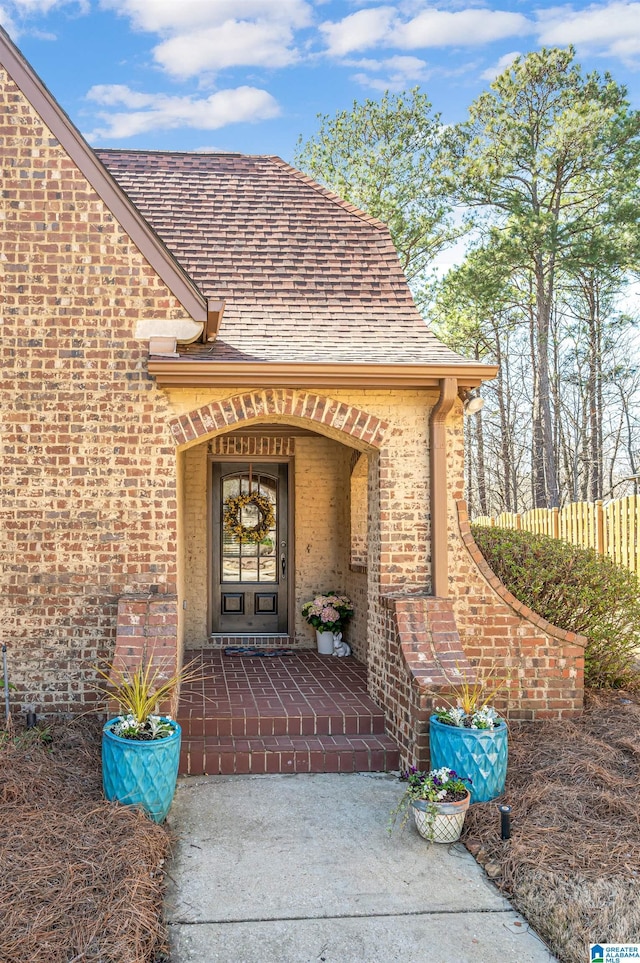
[111,593,180,716]
[381,591,474,769]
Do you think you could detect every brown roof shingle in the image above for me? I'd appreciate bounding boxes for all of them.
[95,149,473,366]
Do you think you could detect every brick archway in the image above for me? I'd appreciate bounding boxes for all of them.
[169,389,388,448]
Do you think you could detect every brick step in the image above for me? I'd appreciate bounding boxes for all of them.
[179,732,400,776]
[177,708,387,738]
[176,650,400,777]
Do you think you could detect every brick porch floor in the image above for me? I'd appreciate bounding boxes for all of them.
[177,649,400,775]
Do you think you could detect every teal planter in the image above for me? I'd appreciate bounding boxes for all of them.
[429,715,508,804]
[102,718,181,823]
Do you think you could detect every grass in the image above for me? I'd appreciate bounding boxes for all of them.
[463,688,640,963]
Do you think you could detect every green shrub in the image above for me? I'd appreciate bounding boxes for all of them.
[470,525,640,689]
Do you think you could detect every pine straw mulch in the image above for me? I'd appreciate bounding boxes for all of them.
[0,720,172,963]
[463,688,640,963]
[2,694,639,963]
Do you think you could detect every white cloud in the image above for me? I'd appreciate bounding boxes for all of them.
[87,84,158,108]
[394,8,531,48]
[348,54,427,74]
[607,34,640,60]
[348,53,431,91]
[480,50,521,81]
[153,20,301,79]
[100,0,312,34]
[320,5,532,56]
[536,2,640,64]
[320,6,397,56]
[100,0,313,76]
[0,0,86,31]
[0,4,19,34]
[85,83,280,141]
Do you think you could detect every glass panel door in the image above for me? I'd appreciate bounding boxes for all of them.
[212,462,288,634]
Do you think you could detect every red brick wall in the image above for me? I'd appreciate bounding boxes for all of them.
[369,406,585,768]
[379,593,470,768]
[110,594,180,717]
[451,502,585,721]
[380,592,430,766]
[380,571,584,770]
[1,69,189,713]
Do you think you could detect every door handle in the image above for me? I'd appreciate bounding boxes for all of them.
[280,553,286,578]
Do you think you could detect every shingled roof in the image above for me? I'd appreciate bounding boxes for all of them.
[95,150,475,368]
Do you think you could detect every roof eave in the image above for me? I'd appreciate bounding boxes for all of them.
[147,360,499,389]
[0,27,207,325]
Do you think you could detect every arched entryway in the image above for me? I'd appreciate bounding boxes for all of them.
[171,389,387,653]
[168,388,389,450]
[170,390,400,775]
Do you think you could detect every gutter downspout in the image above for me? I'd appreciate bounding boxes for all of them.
[430,377,458,597]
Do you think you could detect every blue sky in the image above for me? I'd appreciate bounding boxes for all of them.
[2,0,640,162]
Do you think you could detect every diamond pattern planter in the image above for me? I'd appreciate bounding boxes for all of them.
[102,718,182,823]
[429,716,508,804]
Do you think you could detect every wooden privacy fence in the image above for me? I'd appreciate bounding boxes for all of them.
[474,496,640,577]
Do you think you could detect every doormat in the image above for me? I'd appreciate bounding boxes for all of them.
[224,647,297,657]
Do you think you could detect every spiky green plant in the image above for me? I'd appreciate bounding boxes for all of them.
[95,656,202,723]
[442,664,508,715]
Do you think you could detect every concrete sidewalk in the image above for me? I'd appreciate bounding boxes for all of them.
[165,772,556,963]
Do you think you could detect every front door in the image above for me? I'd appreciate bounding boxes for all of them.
[212,461,289,634]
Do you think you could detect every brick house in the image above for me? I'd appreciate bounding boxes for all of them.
[1,28,585,773]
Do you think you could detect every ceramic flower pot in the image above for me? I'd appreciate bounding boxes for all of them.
[316,630,336,655]
[411,791,471,842]
[102,717,181,823]
[429,715,508,804]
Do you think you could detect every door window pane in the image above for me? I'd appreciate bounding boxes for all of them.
[240,501,260,530]
[222,477,241,500]
[221,470,278,583]
[259,536,275,557]
[260,558,277,582]
[240,557,260,581]
[222,531,240,555]
[222,557,240,581]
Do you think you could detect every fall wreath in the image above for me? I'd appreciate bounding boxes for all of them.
[223,491,275,543]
